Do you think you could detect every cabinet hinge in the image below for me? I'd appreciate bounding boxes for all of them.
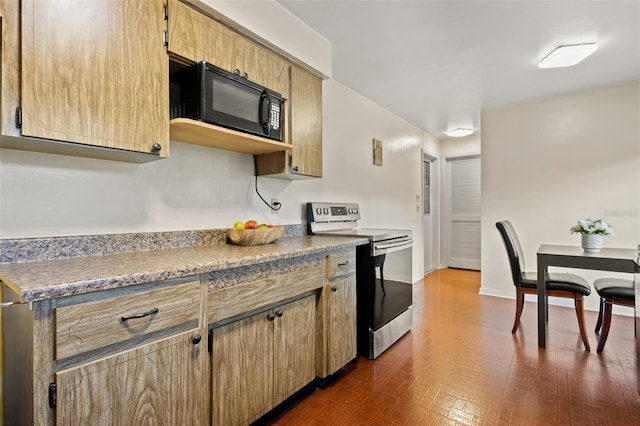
[15,106,22,129]
[207,331,212,353]
[163,30,168,47]
[163,2,168,20]
[48,383,57,408]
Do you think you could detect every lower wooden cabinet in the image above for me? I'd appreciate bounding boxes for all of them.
[211,294,316,426]
[55,330,207,426]
[326,251,357,375]
[273,295,317,405]
[327,275,357,374]
[1,278,208,426]
[2,251,357,426]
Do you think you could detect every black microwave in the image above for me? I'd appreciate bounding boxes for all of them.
[170,60,283,142]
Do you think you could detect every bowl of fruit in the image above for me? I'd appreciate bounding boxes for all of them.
[227,220,284,246]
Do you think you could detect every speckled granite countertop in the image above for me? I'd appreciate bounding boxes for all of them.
[0,235,368,303]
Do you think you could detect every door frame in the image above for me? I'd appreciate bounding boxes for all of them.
[421,149,439,274]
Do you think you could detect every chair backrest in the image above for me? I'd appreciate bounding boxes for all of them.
[495,220,526,285]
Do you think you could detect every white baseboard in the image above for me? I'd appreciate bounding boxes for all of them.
[478,286,634,317]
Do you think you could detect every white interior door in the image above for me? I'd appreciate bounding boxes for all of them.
[445,155,481,270]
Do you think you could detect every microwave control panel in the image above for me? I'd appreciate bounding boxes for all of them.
[270,103,280,130]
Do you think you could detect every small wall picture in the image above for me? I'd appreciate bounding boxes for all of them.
[373,138,383,166]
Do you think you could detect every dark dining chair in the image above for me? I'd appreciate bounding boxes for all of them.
[593,277,635,353]
[496,220,592,351]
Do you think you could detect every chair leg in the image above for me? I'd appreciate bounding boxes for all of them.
[574,296,590,352]
[597,301,613,353]
[595,297,604,333]
[512,287,525,333]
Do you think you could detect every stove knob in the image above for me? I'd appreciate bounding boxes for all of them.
[354,208,359,214]
[315,208,322,215]
[323,207,330,215]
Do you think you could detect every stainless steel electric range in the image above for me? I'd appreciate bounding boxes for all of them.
[307,202,413,359]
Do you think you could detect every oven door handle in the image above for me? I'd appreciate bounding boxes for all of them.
[372,237,413,255]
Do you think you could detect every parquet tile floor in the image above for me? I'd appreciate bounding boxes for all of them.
[272,268,640,425]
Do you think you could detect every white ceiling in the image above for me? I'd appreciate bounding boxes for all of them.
[276,0,640,139]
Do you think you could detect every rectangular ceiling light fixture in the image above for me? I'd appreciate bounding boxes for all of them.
[538,43,598,69]
[446,128,474,138]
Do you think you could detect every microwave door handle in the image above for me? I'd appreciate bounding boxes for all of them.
[259,90,272,134]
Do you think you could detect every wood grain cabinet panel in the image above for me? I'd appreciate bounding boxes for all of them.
[211,309,274,426]
[255,65,322,179]
[327,275,357,374]
[2,277,209,426]
[211,294,316,426]
[290,66,322,177]
[207,265,323,324]
[167,0,234,71]
[273,294,316,405]
[167,0,289,100]
[324,251,357,376]
[0,0,21,137]
[20,0,169,156]
[55,330,207,426]
[55,281,201,360]
[327,250,356,280]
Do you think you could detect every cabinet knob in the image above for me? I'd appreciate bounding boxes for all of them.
[234,69,241,76]
[276,309,283,318]
[242,72,249,79]
[292,166,299,173]
[267,312,276,321]
[151,143,162,153]
[331,286,338,292]
[192,334,202,345]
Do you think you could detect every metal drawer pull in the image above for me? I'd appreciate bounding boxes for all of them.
[338,260,350,267]
[120,307,159,323]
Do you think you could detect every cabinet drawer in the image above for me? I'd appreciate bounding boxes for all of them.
[208,265,323,324]
[327,251,356,280]
[55,281,201,360]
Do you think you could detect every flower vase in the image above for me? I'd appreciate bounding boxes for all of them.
[581,234,603,253]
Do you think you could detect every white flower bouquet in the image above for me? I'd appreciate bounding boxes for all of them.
[569,218,615,236]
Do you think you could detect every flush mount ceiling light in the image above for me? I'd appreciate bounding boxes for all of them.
[538,43,598,69]
[446,128,474,138]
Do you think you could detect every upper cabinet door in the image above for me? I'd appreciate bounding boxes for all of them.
[232,37,290,101]
[167,0,289,100]
[290,66,322,177]
[167,0,234,71]
[21,0,169,157]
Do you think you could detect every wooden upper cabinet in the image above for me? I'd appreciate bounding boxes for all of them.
[167,0,234,71]
[167,0,289,100]
[20,0,169,157]
[255,66,322,179]
[289,66,323,177]
[0,0,21,137]
[233,37,290,101]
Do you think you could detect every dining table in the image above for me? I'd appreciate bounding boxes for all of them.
[536,244,640,393]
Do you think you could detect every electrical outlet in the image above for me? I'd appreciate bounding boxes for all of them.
[271,198,280,214]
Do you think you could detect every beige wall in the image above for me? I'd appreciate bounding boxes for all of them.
[440,134,481,158]
[480,81,640,313]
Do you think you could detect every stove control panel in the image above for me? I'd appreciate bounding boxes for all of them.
[306,202,361,223]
